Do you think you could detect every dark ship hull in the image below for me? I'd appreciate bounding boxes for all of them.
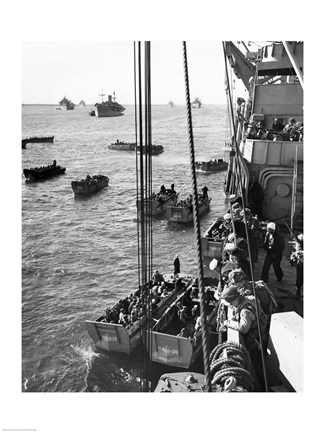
[71,175,109,196]
[23,166,66,181]
[95,104,125,117]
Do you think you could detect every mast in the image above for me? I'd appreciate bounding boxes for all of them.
[99,89,106,103]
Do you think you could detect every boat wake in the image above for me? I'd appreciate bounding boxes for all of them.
[72,344,101,391]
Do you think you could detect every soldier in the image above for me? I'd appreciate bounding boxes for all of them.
[173,254,180,277]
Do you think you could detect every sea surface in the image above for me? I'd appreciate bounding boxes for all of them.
[22,103,229,392]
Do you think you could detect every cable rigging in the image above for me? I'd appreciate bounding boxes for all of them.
[134,41,153,391]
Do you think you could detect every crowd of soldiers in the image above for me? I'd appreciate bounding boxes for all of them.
[236,96,303,143]
[207,196,278,354]
[206,193,303,358]
[150,184,178,204]
[172,186,209,210]
[80,174,107,185]
[245,117,303,142]
[101,271,184,330]
[32,160,58,172]
[208,198,260,268]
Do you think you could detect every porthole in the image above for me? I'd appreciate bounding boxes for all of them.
[276,183,290,197]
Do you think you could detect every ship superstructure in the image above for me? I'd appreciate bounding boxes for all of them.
[224,41,303,231]
[94,91,125,117]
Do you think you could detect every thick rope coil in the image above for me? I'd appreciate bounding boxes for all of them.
[209,341,254,392]
[212,367,253,391]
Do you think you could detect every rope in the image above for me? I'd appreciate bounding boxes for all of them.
[209,341,254,392]
[182,41,212,392]
[134,42,141,301]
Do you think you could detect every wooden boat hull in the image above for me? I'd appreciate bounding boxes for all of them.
[71,177,109,195]
[108,142,136,151]
[23,166,66,181]
[85,273,195,354]
[195,161,228,172]
[166,198,211,223]
[137,193,178,216]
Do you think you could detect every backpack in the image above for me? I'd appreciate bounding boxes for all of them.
[240,298,269,351]
[241,280,277,316]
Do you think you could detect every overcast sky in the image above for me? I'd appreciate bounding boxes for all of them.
[22,41,232,105]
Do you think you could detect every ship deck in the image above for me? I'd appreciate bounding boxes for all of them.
[203,231,303,317]
[252,233,303,318]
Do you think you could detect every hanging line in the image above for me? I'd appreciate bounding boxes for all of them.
[182,41,212,392]
[134,41,154,391]
[144,40,153,390]
[135,41,147,392]
[134,42,141,292]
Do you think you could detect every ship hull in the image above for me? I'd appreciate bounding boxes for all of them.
[23,166,66,181]
[95,106,124,117]
[71,177,109,196]
[61,106,74,110]
[22,136,54,144]
[195,161,228,172]
[108,142,136,151]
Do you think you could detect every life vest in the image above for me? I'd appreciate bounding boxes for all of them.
[236,297,269,351]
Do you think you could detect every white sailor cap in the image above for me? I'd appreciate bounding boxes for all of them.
[267,222,276,230]
[209,259,219,271]
[224,242,236,252]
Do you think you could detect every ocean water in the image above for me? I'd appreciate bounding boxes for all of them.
[22,104,229,392]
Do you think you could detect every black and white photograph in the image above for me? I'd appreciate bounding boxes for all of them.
[1,2,321,431]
